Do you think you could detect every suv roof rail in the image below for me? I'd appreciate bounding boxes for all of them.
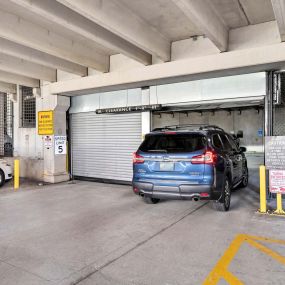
[198,125,224,131]
[152,124,224,132]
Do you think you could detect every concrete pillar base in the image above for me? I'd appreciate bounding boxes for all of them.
[41,91,70,184]
[43,173,70,184]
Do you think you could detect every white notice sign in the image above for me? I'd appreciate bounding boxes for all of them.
[54,136,67,155]
[269,170,285,194]
[44,136,52,149]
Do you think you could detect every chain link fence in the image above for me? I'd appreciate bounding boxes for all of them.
[0,92,13,157]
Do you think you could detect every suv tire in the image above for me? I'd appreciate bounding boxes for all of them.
[143,196,160,204]
[0,169,5,187]
[239,167,248,188]
[213,177,231,211]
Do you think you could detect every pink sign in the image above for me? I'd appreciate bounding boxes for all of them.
[269,170,285,193]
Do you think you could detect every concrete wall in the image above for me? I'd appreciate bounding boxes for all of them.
[12,80,70,182]
[13,85,43,159]
[152,109,264,169]
[5,156,44,182]
[171,21,280,61]
[152,109,264,150]
[12,85,43,180]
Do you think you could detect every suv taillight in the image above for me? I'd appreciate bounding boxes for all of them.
[133,152,145,164]
[191,150,217,165]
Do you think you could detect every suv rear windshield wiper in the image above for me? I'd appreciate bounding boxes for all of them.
[147,149,168,153]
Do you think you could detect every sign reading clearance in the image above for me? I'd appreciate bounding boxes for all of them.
[38,111,54,135]
[96,104,162,114]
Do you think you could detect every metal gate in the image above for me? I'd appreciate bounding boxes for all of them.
[273,72,285,136]
[70,112,142,182]
[0,92,13,157]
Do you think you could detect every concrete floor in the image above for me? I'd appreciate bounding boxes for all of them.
[0,180,285,285]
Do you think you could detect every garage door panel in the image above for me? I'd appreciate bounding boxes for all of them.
[71,112,142,182]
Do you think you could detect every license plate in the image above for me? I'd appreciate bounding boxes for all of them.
[160,162,174,171]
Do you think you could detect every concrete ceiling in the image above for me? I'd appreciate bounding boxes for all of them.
[210,0,249,28]
[119,0,203,41]
[239,0,275,24]
[0,0,282,88]
[0,1,115,55]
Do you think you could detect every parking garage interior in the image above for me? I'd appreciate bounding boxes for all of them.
[1,1,285,284]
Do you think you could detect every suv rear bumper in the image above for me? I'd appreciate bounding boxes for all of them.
[133,181,218,200]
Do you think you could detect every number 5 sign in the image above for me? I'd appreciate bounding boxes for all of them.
[54,136,67,155]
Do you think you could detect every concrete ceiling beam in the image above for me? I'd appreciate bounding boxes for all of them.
[50,42,285,96]
[0,81,17,94]
[171,0,229,51]
[56,0,170,62]
[271,0,285,41]
[9,0,154,65]
[0,8,109,72]
[0,70,39,88]
[0,53,56,82]
[0,38,87,77]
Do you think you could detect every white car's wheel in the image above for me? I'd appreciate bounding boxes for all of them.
[0,169,5,187]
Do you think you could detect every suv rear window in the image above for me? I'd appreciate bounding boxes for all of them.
[139,133,206,153]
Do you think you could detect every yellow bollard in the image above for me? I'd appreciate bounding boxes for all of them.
[259,165,267,213]
[274,193,285,215]
[14,159,20,190]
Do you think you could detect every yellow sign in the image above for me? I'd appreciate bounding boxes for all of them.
[38,111,54,135]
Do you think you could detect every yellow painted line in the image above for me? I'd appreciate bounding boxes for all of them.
[244,234,285,245]
[223,270,244,285]
[246,239,285,265]
[203,234,244,285]
[203,234,285,285]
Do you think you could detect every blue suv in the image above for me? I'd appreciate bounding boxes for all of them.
[132,125,248,211]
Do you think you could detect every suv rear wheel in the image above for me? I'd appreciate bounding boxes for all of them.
[143,196,160,204]
[213,177,231,211]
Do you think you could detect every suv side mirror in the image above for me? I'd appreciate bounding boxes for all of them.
[240,146,247,152]
[236,130,243,138]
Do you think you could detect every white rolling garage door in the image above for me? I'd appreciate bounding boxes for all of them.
[71,112,142,182]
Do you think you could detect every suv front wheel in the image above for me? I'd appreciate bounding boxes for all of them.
[213,177,231,211]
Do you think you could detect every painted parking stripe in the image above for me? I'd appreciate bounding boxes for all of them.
[203,234,285,284]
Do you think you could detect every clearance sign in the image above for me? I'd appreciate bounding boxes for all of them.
[38,111,54,135]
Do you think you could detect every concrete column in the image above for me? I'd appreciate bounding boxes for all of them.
[41,82,70,183]
[265,71,274,136]
[0,93,4,156]
[141,87,151,138]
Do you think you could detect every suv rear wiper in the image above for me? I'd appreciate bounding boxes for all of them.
[147,149,168,153]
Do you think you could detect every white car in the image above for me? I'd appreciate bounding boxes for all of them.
[0,159,12,187]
